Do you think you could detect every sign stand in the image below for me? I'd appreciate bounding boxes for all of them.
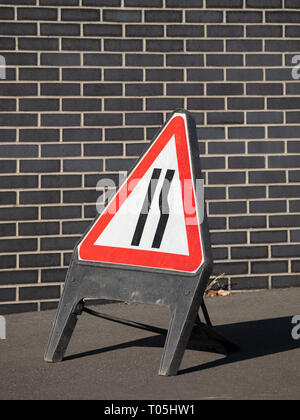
[44,110,237,376]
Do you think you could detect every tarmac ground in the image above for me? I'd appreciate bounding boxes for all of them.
[0,288,300,400]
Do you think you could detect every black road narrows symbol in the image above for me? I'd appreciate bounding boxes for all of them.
[152,169,175,249]
[131,168,161,247]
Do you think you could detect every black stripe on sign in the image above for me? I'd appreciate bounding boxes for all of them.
[152,169,175,249]
[131,168,162,247]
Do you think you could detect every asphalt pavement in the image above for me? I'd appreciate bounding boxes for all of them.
[0,288,300,400]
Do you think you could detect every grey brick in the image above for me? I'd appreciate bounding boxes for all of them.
[20,190,60,205]
[145,10,182,22]
[167,25,204,38]
[249,171,286,184]
[250,200,286,213]
[42,175,81,189]
[0,145,38,158]
[247,25,283,38]
[266,40,300,52]
[207,112,244,125]
[41,144,81,157]
[227,40,262,52]
[147,40,184,52]
[84,113,122,127]
[188,69,224,81]
[227,11,262,23]
[105,127,143,141]
[84,83,122,97]
[272,276,300,289]
[126,83,163,97]
[84,53,122,67]
[207,54,243,67]
[229,127,265,139]
[209,201,246,215]
[187,98,224,110]
[104,68,142,82]
[41,206,81,220]
[248,141,284,154]
[64,159,102,173]
[104,39,142,52]
[41,236,80,251]
[213,262,248,276]
[247,0,282,7]
[210,231,247,245]
[247,83,283,96]
[272,245,300,258]
[84,24,122,37]
[19,38,58,50]
[0,255,16,270]
[103,9,141,22]
[0,270,38,286]
[125,113,163,126]
[227,69,263,82]
[187,40,223,52]
[270,186,300,198]
[20,160,60,173]
[207,25,243,38]
[62,38,100,51]
[231,277,269,291]
[41,268,68,284]
[41,114,81,127]
[62,8,100,21]
[207,84,243,96]
[41,23,80,36]
[20,99,59,111]
[126,25,163,38]
[267,11,300,23]
[230,186,266,199]
[251,230,287,244]
[207,0,243,7]
[269,156,300,168]
[231,246,268,260]
[230,216,267,229]
[0,23,37,35]
[208,142,245,155]
[41,53,80,66]
[270,215,300,227]
[247,112,283,124]
[19,286,60,301]
[19,222,59,237]
[269,126,300,139]
[289,171,300,183]
[229,98,264,110]
[18,7,57,20]
[63,98,101,111]
[186,11,222,22]
[41,83,80,96]
[125,0,161,6]
[167,0,201,6]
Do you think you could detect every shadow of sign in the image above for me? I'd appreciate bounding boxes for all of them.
[63,316,299,375]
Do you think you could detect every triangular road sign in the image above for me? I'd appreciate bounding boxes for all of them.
[44,111,237,377]
[79,112,204,274]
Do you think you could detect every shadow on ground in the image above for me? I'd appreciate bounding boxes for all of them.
[64,315,299,375]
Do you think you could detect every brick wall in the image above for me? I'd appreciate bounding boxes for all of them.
[0,0,300,314]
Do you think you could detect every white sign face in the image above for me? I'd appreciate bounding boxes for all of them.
[94,136,189,256]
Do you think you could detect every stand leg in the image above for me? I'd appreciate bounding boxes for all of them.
[44,265,82,363]
[159,301,200,376]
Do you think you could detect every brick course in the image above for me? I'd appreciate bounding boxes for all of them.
[0,0,300,313]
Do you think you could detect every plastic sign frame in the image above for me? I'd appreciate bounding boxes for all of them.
[44,110,214,376]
